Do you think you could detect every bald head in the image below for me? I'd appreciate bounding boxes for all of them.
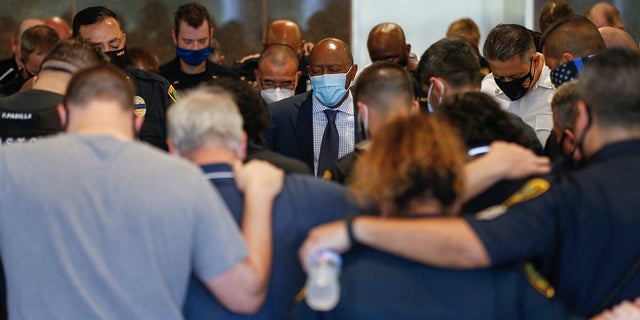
[541,15,605,69]
[309,38,353,68]
[308,38,356,107]
[264,20,302,52]
[586,2,623,29]
[355,62,413,112]
[44,17,72,40]
[367,23,410,66]
[599,26,638,52]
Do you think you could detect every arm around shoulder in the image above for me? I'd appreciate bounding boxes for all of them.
[300,215,491,270]
[205,160,284,314]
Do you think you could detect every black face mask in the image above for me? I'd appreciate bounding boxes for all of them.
[105,47,129,70]
[494,58,533,101]
[557,131,585,170]
[573,104,593,165]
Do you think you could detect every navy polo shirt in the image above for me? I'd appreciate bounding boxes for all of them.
[467,139,640,316]
[182,163,358,320]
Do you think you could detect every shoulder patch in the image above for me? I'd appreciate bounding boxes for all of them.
[503,178,550,207]
[295,287,307,303]
[168,85,179,103]
[523,262,555,298]
[133,96,146,117]
[322,169,333,181]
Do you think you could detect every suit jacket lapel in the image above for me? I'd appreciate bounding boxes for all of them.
[352,89,364,144]
[295,92,314,171]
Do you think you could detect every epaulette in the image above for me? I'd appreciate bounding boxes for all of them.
[503,178,550,207]
[475,177,550,220]
[523,262,555,298]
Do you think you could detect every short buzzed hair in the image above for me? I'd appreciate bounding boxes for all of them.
[483,24,536,62]
[64,64,134,112]
[354,61,413,114]
[259,44,299,70]
[577,48,640,130]
[551,79,579,131]
[40,38,108,75]
[167,86,243,155]
[540,15,605,62]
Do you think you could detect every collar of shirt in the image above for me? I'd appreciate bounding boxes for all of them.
[311,90,354,116]
[586,139,640,166]
[201,162,234,180]
[483,53,554,96]
[536,64,554,90]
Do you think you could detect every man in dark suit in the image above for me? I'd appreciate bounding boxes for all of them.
[266,38,363,176]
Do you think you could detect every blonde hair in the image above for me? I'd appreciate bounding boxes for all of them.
[447,18,481,48]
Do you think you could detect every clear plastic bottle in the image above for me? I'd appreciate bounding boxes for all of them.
[305,249,342,311]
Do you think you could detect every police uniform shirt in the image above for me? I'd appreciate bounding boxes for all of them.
[126,66,178,151]
[0,89,63,143]
[292,242,582,320]
[159,57,237,92]
[0,56,28,97]
[0,56,18,86]
[466,139,640,316]
[409,70,429,112]
[323,140,370,184]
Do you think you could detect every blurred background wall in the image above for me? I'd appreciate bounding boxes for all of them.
[0,0,637,69]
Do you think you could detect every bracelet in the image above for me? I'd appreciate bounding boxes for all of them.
[346,214,362,251]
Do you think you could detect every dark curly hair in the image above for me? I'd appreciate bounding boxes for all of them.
[436,92,530,150]
[349,114,465,216]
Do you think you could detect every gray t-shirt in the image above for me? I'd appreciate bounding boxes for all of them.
[0,134,247,320]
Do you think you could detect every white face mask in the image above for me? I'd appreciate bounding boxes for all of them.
[260,87,295,104]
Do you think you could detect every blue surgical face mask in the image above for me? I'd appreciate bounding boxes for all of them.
[176,46,213,66]
[310,66,352,107]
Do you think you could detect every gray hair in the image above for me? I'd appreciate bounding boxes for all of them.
[551,80,579,130]
[577,48,640,130]
[167,86,244,155]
